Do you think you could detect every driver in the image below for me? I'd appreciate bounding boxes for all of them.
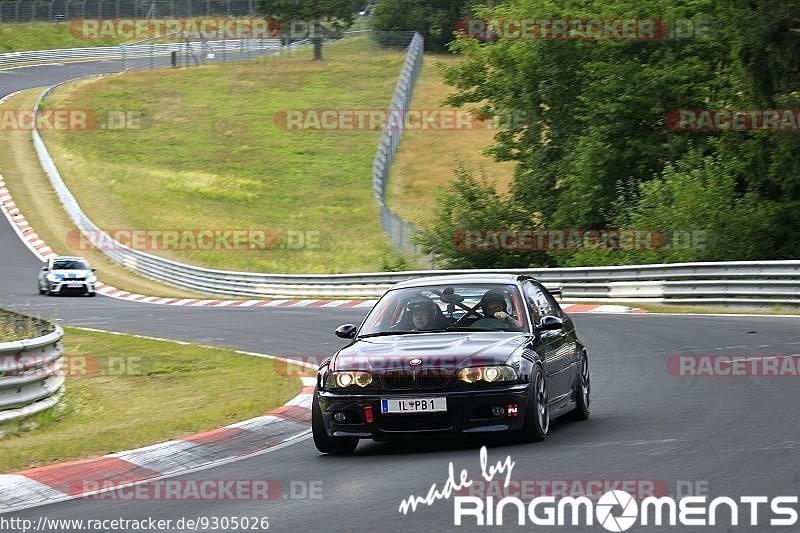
[471,290,522,329]
[394,297,443,331]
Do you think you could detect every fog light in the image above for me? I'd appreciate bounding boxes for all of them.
[333,412,346,422]
[492,406,505,417]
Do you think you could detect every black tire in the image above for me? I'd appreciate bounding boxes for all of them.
[38,284,45,295]
[522,364,549,442]
[566,351,591,421]
[87,291,96,297]
[312,393,358,454]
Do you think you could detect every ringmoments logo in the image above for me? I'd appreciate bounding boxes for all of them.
[398,447,800,530]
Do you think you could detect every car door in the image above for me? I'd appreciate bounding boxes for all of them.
[523,281,573,404]
[540,284,580,398]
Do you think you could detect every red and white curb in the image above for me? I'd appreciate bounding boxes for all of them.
[0,339,317,514]
[0,175,642,313]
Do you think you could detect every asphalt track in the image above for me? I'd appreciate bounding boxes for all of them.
[2,59,800,532]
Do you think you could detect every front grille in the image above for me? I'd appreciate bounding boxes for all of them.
[381,368,453,389]
[62,277,86,282]
[382,370,414,389]
[415,368,451,388]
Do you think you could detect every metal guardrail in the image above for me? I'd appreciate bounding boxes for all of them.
[0,312,64,424]
[0,38,283,69]
[372,31,424,256]
[22,36,800,305]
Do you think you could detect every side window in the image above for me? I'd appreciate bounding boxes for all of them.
[541,287,564,318]
[523,282,550,322]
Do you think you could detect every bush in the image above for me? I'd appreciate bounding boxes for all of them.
[417,167,548,268]
[370,0,475,52]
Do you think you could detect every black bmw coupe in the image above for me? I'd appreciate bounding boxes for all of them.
[312,274,591,454]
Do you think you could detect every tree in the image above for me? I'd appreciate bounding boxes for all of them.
[424,0,800,267]
[371,0,480,52]
[257,0,362,60]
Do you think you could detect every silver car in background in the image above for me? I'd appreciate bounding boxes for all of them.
[37,256,97,296]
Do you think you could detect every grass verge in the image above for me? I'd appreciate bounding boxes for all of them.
[0,326,304,472]
[40,36,415,273]
[0,309,47,342]
[0,22,129,54]
[0,89,206,298]
[386,54,515,226]
[618,302,800,316]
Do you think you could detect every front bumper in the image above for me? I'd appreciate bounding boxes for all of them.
[317,384,530,439]
[48,281,95,294]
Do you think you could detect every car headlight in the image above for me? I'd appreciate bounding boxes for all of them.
[326,371,373,389]
[457,365,517,384]
[87,275,96,282]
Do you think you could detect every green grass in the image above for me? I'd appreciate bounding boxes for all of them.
[42,37,416,273]
[0,310,49,342]
[623,302,800,315]
[0,327,304,472]
[386,54,515,226]
[0,22,129,54]
[0,89,218,299]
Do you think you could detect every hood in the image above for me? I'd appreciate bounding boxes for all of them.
[332,332,528,372]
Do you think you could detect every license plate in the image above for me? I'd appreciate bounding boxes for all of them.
[67,283,84,288]
[380,397,446,414]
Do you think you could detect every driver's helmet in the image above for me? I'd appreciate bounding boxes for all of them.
[479,290,508,315]
[404,297,439,328]
[405,297,438,316]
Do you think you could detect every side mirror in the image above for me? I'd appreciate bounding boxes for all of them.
[91,268,96,272]
[334,324,357,339]
[41,266,49,271]
[537,315,563,331]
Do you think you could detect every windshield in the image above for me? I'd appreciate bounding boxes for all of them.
[359,283,528,336]
[52,259,90,270]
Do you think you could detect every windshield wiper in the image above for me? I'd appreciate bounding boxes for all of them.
[357,331,425,338]
[445,326,520,332]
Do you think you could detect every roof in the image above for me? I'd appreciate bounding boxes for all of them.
[392,273,532,289]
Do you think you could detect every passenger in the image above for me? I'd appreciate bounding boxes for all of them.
[472,290,522,329]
